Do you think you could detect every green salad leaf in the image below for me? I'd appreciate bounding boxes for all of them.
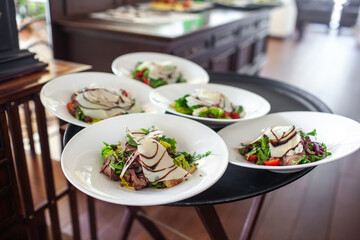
[242,137,271,164]
[173,154,190,170]
[208,107,224,118]
[125,134,139,147]
[234,105,243,114]
[150,78,167,88]
[177,151,211,167]
[101,142,117,159]
[75,106,86,121]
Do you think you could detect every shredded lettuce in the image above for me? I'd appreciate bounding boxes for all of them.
[208,107,224,118]
[149,182,163,189]
[159,136,177,152]
[173,154,190,170]
[101,142,117,159]
[150,78,167,88]
[177,151,211,167]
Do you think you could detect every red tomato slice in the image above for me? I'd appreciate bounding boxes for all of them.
[136,71,144,77]
[264,158,280,166]
[247,155,258,162]
[144,78,149,85]
[66,102,74,110]
[231,112,240,119]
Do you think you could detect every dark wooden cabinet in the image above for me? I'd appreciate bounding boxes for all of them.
[211,47,237,72]
[49,3,270,74]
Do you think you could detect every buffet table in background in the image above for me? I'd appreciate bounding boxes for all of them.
[49,2,270,74]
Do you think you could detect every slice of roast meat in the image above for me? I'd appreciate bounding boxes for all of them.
[131,161,142,174]
[100,155,120,181]
[124,142,137,153]
[166,147,175,157]
[125,169,148,190]
[281,153,305,166]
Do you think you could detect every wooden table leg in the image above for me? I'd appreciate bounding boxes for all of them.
[127,206,166,240]
[117,207,135,240]
[195,205,228,240]
[87,196,98,240]
[239,194,266,240]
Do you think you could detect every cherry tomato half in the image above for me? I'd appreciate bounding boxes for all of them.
[231,112,240,119]
[264,158,280,166]
[136,71,144,77]
[66,102,74,110]
[247,155,258,162]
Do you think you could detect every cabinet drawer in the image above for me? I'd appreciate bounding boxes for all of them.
[237,42,255,70]
[256,17,270,31]
[173,40,209,59]
[240,23,256,39]
[213,27,238,48]
[211,48,236,72]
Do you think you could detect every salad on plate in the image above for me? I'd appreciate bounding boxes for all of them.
[132,61,186,88]
[171,88,244,119]
[239,126,331,166]
[67,87,142,124]
[100,126,211,190]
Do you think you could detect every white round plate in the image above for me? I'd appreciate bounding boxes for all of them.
[111,52,209,86]
[218,111,360,173]
[149,83,271,126]
[61,113,229,206]
[40,72,165,127]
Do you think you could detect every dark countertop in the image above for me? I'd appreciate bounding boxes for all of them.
[56,8,269,40]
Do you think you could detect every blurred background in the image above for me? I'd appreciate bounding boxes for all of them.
[2,0,360,239]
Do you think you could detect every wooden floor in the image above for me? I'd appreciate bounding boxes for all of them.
[40,25,360,240]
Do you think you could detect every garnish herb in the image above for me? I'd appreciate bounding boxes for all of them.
[234,105,243,114]
[141,126,155,134]
[177,151,211,167]
[75,106,86,121]
[300,129,317,138]
[125,134,139,147]
[307,129,317,136]
[101,142,117,159]
[149,182,164,189]
[102,142,127,174]
[141,128,149,134]
[109,157,124,174]
[241,137,271,165]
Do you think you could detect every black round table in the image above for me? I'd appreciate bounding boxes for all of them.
[63,73,331,240]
